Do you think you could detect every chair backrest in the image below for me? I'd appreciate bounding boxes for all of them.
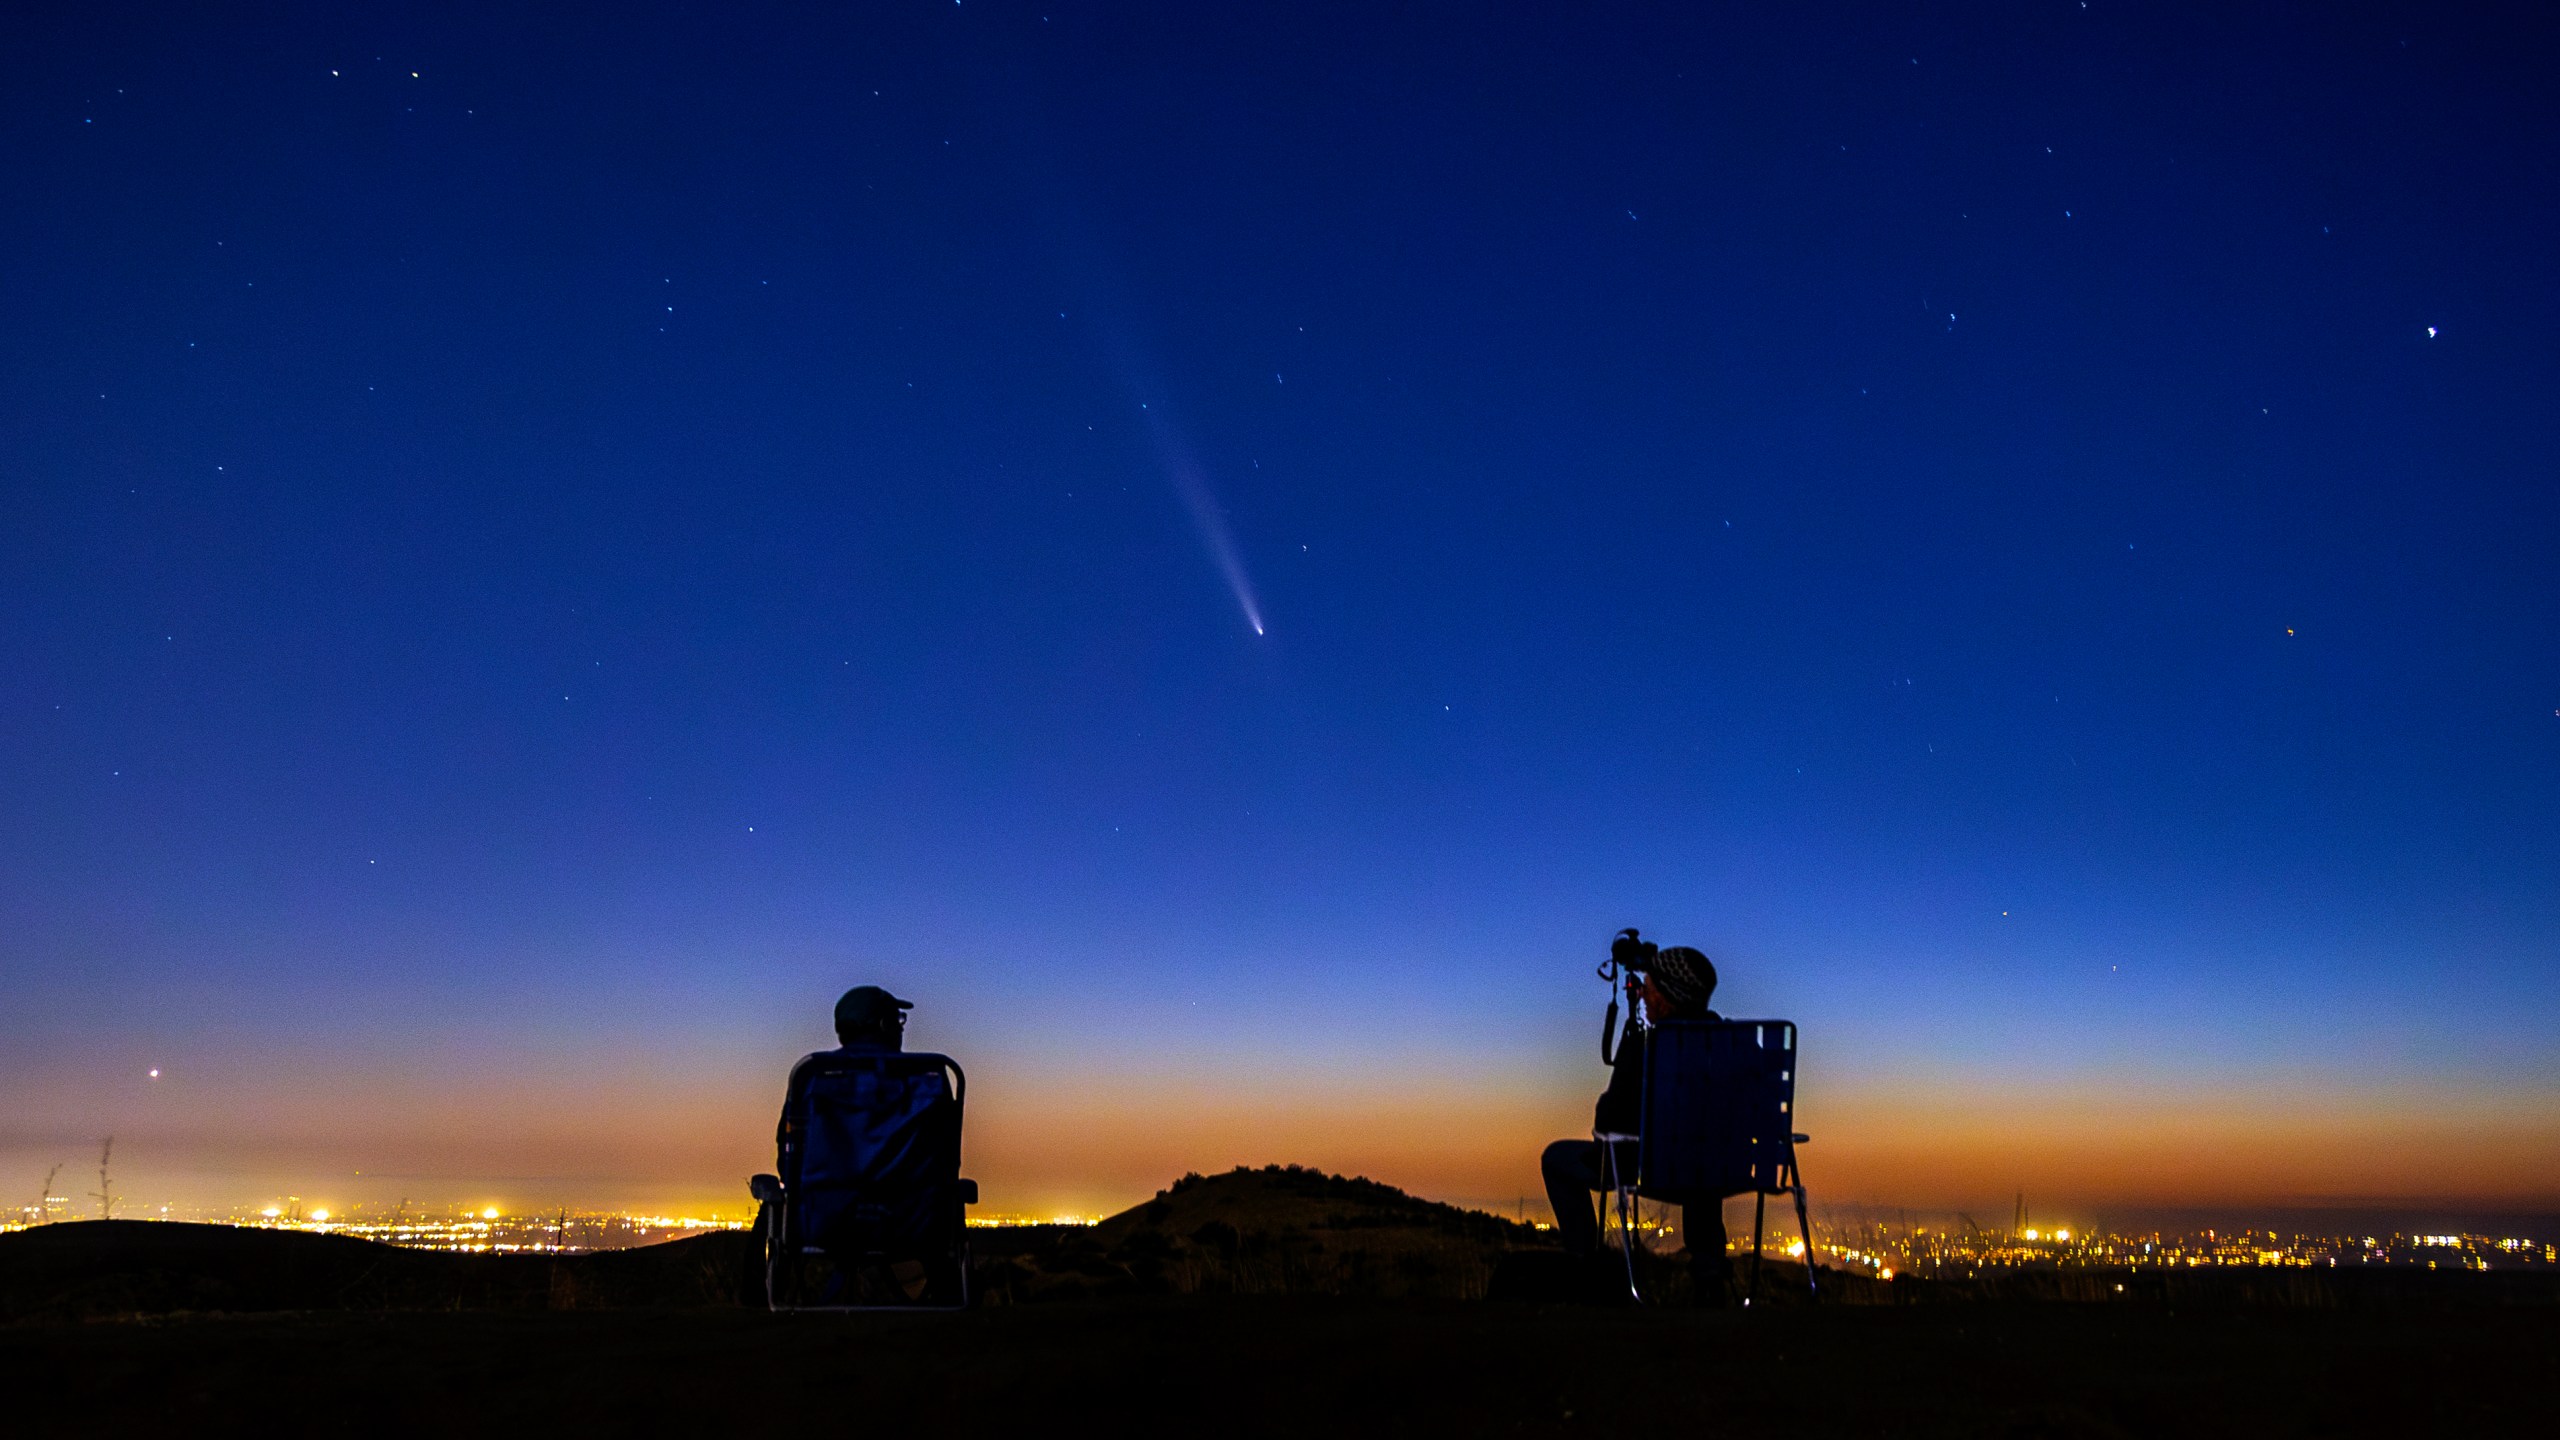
[1637,1020,1798,1199]
[778,1049,965,1255]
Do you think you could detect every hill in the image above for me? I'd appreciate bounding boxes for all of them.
[0,1220,757,1323]
[971,1163,1559,1303]
[1099,1164,1546,1247]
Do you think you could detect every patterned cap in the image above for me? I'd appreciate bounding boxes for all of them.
[1643,945,1719,1013]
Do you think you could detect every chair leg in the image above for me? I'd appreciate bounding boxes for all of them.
[762,1202,782,1312]
[1750,1190,1767,1304]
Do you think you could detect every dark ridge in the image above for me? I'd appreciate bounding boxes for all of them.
[0,1220,759,1323]
[11,1183,2556,1320]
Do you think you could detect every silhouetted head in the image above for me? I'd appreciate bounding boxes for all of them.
[1643,945,1718,1018]
[833,985,912,1048]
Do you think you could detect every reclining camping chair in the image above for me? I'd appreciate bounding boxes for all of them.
[1601,1019,1812,1304]
[752,1049,977,1310]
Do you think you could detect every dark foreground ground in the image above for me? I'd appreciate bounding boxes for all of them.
[8,1291,2556,1437]
[7,1190,2557,1436]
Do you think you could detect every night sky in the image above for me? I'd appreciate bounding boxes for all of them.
[5,2,2555,1222]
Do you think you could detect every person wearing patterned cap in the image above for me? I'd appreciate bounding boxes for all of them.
[1541,929,1732,1303]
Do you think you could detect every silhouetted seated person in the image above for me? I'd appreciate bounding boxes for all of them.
[750,984,967,1305]
[1542,931,1733,1303]
[750,984,913,1208]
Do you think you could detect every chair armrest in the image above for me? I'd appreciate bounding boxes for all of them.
[1790,1134,1810,1144]
[957,1179,979,1205]
[749,1173,783,1203]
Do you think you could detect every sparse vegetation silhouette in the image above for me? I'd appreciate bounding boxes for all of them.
[87,1139,114,1221]
[33,1162,64,1225]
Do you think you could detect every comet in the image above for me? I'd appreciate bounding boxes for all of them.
[1069,270,1269,635]
[1141,405,1266,637]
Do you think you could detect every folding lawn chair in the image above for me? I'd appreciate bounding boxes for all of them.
[752,1048,977,1310]
[1601,1018,1813,1305]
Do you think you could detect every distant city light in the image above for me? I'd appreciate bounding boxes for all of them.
[16,1195,2555,1288]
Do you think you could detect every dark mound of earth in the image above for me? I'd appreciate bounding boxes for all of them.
[975,1163,1572,1303]
[974,1163,1851,1305]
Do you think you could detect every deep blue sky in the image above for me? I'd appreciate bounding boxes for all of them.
[4,2,2554,1216]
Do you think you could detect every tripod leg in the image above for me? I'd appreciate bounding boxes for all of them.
[1598,1139,1640,1302]
[1794,1182,1815,1299]
[1619,1189,1641,1301]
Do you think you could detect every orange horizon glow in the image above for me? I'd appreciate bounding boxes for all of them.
[14,1061,2555,1224]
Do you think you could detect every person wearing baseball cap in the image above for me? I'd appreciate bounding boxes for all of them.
[749,987,917,1193]
[831,984,914,1051]
[749,983,923,1216]
[747,982,955,1301]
